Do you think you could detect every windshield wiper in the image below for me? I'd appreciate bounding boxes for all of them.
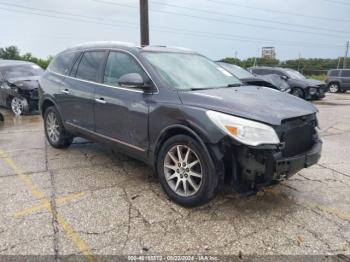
[227,83,242,87]
[189,84,242,91]
[189,87,215,91]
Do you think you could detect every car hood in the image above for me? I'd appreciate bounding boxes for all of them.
[178,86,317,126]
[289,78,325,87]
[6,76,40,90]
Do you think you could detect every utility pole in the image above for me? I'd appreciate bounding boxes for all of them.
[344,41,349,69]
[337,57,341,69]
[140,0,149,46]
[298,53,301,72]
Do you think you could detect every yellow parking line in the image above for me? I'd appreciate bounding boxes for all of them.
[310,203,350,222]
[0,149,95,261]
[265,187,350,222]
[14,192,85,218]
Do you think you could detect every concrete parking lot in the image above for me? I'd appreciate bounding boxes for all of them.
[0,93,349,259]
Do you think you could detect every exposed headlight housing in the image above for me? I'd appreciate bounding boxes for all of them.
[206,111,280,146]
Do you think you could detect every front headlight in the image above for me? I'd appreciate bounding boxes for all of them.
[309,87,317,95]
[206,111,280,146]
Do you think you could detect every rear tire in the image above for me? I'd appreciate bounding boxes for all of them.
[157,135,218,207]
[44,106,73,149]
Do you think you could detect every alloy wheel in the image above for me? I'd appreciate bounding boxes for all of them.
[46,112,60,144]
[164,145,203,197]
[329,84,339,93]
[11,97,26,116]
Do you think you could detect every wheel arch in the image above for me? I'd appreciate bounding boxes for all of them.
[6,95,14,107]
[291,86,305,97]
[328,80,341,86]
[40,97,57,117]
[152,124,212,169]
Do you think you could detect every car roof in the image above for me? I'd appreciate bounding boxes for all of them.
[60,41,197,55]
[0,60,34,67]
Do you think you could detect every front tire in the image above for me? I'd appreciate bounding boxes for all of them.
[44,106,73,149]
[329,83,340,93]
[11,97,28,116]
[291,88,305,99]
[157,135,218,207]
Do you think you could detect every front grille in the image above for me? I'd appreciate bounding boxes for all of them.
[278,115,316,157]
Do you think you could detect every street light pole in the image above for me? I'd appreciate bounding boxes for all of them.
[344,41,349,69]
[140,0,149,46]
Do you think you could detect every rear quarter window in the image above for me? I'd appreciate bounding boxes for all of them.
[49,51,80,75]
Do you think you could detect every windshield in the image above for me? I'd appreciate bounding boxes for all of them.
[0,64,43,79]
[142,52,241,90]
[218,63,254,79]
[285,69,306,80]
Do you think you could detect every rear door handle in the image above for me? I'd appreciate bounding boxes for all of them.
[62,89,70,94]
[95,98,106,104]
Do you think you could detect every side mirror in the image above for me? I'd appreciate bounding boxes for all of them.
[118,73,145,89]
[281,75,289,80]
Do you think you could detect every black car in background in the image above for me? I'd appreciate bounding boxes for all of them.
[249,66,327,100]
[218,62,290,93]
[0,60,43,115]
[39,42,322,207]
[326,69,350,93]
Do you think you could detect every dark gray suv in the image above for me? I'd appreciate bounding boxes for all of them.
[326,69,350,93]
[39,42,322,207]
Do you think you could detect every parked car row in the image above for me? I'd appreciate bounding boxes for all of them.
[0,60,43,115]
[38,42,322,207]
[249,66,327,100]
[217,62,291,93]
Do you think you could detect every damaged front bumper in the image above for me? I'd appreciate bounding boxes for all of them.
[233,139,322,192]
[272,139,322,181]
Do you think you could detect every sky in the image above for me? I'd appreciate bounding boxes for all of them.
[0,0,349,61]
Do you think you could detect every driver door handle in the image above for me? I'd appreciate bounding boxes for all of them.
[62,89,70,94]
[95,97,107,104]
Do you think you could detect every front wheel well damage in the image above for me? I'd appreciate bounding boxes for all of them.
[6,95,14,107]
[41,99,55,117]
[154,127,203,164]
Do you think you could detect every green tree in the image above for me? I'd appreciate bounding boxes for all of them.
[0,46,20,60]
[0,46,52,69]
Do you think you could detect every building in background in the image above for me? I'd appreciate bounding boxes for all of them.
[262,47,276,59]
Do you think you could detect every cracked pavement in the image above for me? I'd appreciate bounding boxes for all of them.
[0,93,349,258]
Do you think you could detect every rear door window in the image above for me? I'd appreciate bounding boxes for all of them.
[75,51,105,82]
[50,51,80,75]
[341,70,350,77]
[103,51,147,87]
